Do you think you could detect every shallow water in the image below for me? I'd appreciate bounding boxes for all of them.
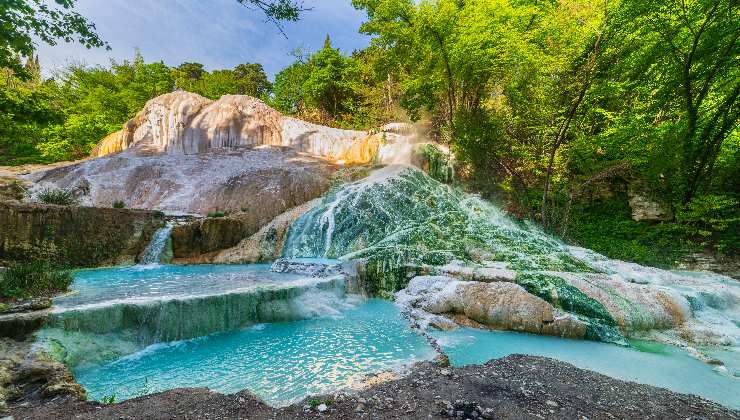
[432,327,740,409]
[73,299,435,405]
[56,264,310,309]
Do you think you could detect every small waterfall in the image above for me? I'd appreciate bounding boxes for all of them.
[41,275,351,367]
[139,222,174,265]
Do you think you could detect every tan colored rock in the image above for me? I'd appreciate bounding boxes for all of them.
[396,276,587,339]
[213,199,321,264]
[89,130,126,158]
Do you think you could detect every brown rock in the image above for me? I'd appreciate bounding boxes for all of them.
[0,201,164,267]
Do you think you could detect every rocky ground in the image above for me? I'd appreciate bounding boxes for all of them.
[8,355,738,420]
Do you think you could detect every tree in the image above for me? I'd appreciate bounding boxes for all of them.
[233,63,272,97]
[610,0,739,204]
[0,0,107,79]
[174,62,206,91]
[301,35,355,119]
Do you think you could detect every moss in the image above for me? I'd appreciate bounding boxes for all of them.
[0,201,165,268]
[515,272,615,325]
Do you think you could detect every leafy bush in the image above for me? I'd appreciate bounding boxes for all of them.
[567,198,696,268]
[37,188,76,206]
[676,194,740,255]
[0,261,73,299]
[112,200,126,209]
[207,211,226,218]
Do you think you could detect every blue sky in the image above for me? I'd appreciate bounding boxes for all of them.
[37,0,371,78]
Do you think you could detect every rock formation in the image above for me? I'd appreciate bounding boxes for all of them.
[279,165,740,354]
[0,201,164,267]
[24,91,447,216]
[87,91,403,164]
[23,147,335,215]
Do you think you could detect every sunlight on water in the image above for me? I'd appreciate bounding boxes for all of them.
[432,327,740,409]
[73,300,435,406]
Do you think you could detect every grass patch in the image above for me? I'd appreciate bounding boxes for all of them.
[0,261,73,299]
[37,188,76,206]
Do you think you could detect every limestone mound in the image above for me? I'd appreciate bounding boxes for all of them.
[23,147,334,215]
[88,91,397,164]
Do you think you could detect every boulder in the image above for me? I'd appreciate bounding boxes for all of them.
[396,276,587,339]
[24,147,335,216]
[628,190,673,221]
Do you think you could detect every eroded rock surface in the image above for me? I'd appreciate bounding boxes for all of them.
[24,147,335,215]
[0,201,164,267]
[397,276,586,338]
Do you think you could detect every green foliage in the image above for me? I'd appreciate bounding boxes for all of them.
[112,200,126,209]
[37,188,76,206]
[173,62,272,100]
[419,144,453,183]
[0,261,72,299]
[100,394,117,404]
[207,211,227,218]
[271,42,400,128]
[0,0,107,79]
[676,194,740,254]
[567,198,696,268]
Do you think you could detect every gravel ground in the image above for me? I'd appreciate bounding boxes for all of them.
[9,354,738,420]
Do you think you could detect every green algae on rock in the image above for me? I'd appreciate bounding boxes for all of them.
[281,165,740,348]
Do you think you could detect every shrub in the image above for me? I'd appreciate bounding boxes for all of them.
[112,200,126,209]
[207,211,226,218]
[37,188,76,206]
[0,261,73,299]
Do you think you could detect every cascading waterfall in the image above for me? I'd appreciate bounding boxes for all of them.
[281,165,740,356]
[38,264,355,368]
[139,222,174,264]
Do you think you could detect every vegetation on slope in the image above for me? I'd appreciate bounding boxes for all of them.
[1,0,737,267]
[0,261,72,300]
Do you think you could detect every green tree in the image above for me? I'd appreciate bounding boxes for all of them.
[0,0,107,79]
[233,63,272,97]
[608,0,739,204]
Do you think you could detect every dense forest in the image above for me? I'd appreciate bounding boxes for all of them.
[1,0,738,267]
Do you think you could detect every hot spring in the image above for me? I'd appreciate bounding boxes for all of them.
[32,262,739,408]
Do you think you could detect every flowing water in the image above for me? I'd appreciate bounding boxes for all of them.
[32,165,740,409]
[40,264,354,367]
[36,263,740,409]
[432,327,740,410]
[138,222,174,264]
